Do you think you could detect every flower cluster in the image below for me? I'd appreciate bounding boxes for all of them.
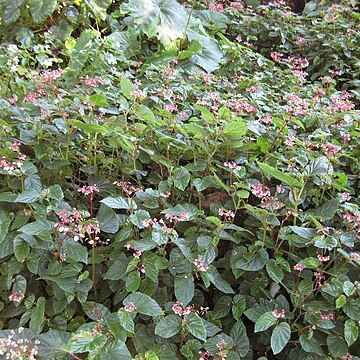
[251,184,271,198]
[164,212,189,223]
[223,161,241,170]
[272,309,286,318]
[124,302,137,312]
[113,181,142,196]
[293,263,306,271]
[218,208,235,221]
[142,217,172,233]
[78,184,99,196]
[8,291,25,303]
[0,328,40,360]
[172,301,195,317]
[193,258,209,272]
[0,141,26,175]
[82,76,106,89]
[126,243,143,259]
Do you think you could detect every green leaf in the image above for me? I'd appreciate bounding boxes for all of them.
[118,308,135,333]
[185,312,207,341]
[120,77,135,100]
[236,248,269,272]
[89,93,108,107]
[38,330,71,359]
[47,185,64,203]
[305,157,330,176]
[123,0,187,47]
[327,335,348,358]
[173,167,191,191]
[126,271,141,292]
[308,198,340,220]
[29,0,57,23]
[16,189,41,203]
[254,311,276,333]
[175,274,194,306]
[14,235,30,263]
[289,226,317,239]
[2,0,23,25]
[257,161,302,187]
[123,292,163,316]
[103,258,127,280]
[82,302,109,321]
[271,322,291,355]
[343,281,356,297]
[69,332,107,353]
[212,295,232,320]
[223,121,247,138]
[344,319,358,346]
[266,259,284,284]
[299,335,325,356]
[155,315,181,338]
[129,210,151,229]
[97,204,120,233]
[100,196,137,210]
[232,295,246,321]
[63,241,88,264]
[99,340,132,360]
[29,297,46,334]
[230,320,249,357]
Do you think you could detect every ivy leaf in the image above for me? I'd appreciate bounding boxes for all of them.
[175,274,194,306]
[155,315,181,338]
[271,322,291,355]
[123,292,163,316]
[236,248,269,272]
[254,311,276,333]
[89,93,108,107]
[185,312,207,341]
[97,204,120,233]
[29,0,57,23]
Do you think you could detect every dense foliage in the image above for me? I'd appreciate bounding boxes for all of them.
[0,0,359,359]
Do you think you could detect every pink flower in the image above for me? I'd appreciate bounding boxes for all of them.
[194,258,209,272]
[251,184,271,198]
[218,208,235,221]
[272,309,286,318]
[124,302,137,312]
[9,291,25,303]
[224,161,241,170]
[216,339,227,351]
[317,254,330,262]
[341,192,352,201]
[165,212,189,223]
[320,312,334,321]
[350,253,360,261]
[293,263,306,271]
[78,184,99,195]
[322,143,341,157]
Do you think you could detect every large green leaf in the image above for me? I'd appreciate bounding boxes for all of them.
[257,161,302,187]
[174,274,194,306]
[38,330,71,359]
[254,311,276,333]
[185,312,207,341]
[230,321,249,357]
[100,196,137,210]
[29,0,57,23]
[123,292,163,316]
[155,315,181,338]
[99,340,132,360]
[123,0,187,47]
[271,322,291,355]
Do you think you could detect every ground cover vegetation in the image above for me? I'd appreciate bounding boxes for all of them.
[0,0,359,358]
